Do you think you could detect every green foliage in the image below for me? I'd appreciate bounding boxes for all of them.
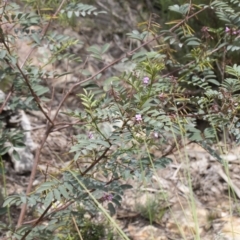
[61,2,105,18]
[2,0,240,239]
[135,192,167,225]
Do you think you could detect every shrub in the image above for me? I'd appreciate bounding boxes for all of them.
[1,0,240,239]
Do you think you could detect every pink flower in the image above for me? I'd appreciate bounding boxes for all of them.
[225,27,230,33]
[143,76,150,85]
[154,132,159,138]
[135,114,142,121]
[102,193,113,202]
[159,92,166,100]
[88,132,94,139]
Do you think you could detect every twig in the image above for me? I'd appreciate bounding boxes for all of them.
[20,201,54,240]
[1,40,54,125]
[82,147,110,175]
[162,141,178,158]
[16,64,54,125]
[17,125,53,228]
[20,0,67,69]
[31,125,47,130]
[16,0,67,227]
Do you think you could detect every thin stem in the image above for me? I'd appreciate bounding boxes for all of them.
[16,0,67,228]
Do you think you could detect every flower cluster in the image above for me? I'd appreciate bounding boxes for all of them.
[225,27,240,35]
[135,114,142,122]
[143,76,150,85]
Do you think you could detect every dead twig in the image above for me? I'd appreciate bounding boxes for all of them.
[16,0,67,228]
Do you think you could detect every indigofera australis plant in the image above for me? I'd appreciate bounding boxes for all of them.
[1,0,240,239]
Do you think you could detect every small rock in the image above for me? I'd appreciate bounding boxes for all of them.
[218,217,240,240]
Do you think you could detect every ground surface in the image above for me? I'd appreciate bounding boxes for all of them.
[2,121,240,240]
[118,143,240,240]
